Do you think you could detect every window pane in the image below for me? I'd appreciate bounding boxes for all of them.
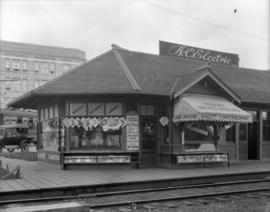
[106,102,122,116]
[54,104,58,117]
[49,105,54,119]
[70,126,121,149]
[239,124,247,141]
[88,103,104,116]
[70,103,87,116]
[226,124,235,142]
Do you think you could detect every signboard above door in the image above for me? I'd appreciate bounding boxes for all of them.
[159,41,239,66]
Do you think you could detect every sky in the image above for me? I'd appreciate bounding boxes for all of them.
[0,0,269,70]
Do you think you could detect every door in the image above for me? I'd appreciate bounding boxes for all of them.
[140,116,157,166]
[248,121,259,160]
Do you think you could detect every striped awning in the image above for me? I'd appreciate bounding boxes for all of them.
[173,94,252,123]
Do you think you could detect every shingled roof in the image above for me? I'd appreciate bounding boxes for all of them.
[8,44,270,108]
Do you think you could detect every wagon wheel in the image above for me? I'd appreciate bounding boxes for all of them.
[7,148,15,153]
[20,143,29,152]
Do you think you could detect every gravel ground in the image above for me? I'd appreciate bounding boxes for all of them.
[90,194,270,212]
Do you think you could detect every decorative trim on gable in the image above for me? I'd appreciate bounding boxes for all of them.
[174,70,241,104]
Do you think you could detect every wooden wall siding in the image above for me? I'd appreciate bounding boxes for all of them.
[261,143,270,159]
[218,143,237,160]
[186,77,230,98]
[239,142,248,160]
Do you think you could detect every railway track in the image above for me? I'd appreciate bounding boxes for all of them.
[1,177,270,211]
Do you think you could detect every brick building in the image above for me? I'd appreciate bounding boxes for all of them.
[0,40,86,109]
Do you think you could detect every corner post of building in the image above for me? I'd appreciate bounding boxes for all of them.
[259,110,263,160]
[235,123,240,161]
[169,77,179,168]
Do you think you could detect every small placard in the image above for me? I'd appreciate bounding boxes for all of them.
[126,114,139,151]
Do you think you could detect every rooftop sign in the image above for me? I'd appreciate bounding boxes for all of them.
[159,41,239,66]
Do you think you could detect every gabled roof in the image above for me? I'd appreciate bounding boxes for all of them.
[172,67,241,103]
[8,44,270,109]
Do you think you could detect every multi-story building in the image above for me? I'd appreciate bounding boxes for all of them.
[0,40,86,109]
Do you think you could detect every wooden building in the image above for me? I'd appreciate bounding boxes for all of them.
[8,44,270,169]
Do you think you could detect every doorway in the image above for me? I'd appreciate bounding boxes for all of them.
[248,121,259,160]
[140,116,157,166]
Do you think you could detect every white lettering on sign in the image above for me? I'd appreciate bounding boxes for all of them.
[159,41,239,66]
[126,114,139,151]
[197,102,241,113]
[168,46,232,65]
[186,126,208,136]
[127,142,139,150]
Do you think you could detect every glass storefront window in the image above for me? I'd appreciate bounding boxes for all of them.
[239,124,247,141]
[69,126,121,149]
[263,111,270,141]
[184,123,216,152]
[226,124,235,142]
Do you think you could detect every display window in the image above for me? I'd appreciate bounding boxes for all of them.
[69,126,121,150]
[225,123,235,142]
[184,122,216,152]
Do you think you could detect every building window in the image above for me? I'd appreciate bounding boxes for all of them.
[34,80,39,88]
[69,126,121,150]
[184,123,216,152]
[49,105,54,119]
[50,63,55,74]
[226,124,235,142]
[5,59,10,70]
[5,77,11,90]
[44,108,49,120]
[70,103,87,116]
[263,111,270,141]
[239,124,247,141]
[22,79,28,91]
[13,78,20,90]
[12,60,20,71]
[39,109,44,121]
[22,60,28,71]
[106,102,123,116]
[54,104,58,117]
[34,62,39,72]
[62,64,70,72]
[41,62,49,74]
[40,80,48,85]
[88,103,105,116]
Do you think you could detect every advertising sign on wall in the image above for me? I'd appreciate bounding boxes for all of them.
[126,114,139,151]
[159,41,239,66]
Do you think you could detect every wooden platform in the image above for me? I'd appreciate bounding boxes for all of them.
[0,156,269,196]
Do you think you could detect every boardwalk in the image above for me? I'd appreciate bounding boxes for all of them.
[0,156,270,193]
